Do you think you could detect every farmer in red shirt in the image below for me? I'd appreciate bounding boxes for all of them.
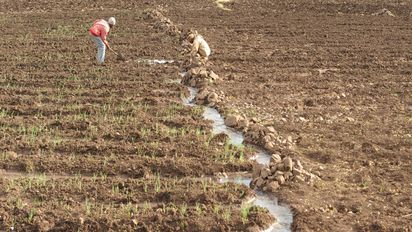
[89,17,116,64]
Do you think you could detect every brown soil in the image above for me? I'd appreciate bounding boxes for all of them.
[1,0,411,231]
[160,0,411,231]
[0,1,274,231]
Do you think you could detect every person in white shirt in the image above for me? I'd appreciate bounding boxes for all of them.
[187,32,211,65]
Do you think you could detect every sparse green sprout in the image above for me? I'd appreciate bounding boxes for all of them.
[241,206,251,224]
[92,173,97,183]
[201,180,209,193]
[15,198,24,210]
[100,172,108,181]
[33,174,47,187]
[123,203,134,218]
[222,208,231,222]
[143,201,149,213]
[191,106,204,117]
[195,202,202,216]
[24,161,35,173]
[52,137,63,148]
[0,152,8,161]
[195,128,202,137]
[140,128,151,139]
[5,179,17,193]
[85,199,92,216]
[0,109,9,118]
[28,208,36,223]
[112,184,120,194]
[213,204,221,215]
[179,203,188,217]
[180,128,186,136]
[154,174,161,193]
[45,25,74,39]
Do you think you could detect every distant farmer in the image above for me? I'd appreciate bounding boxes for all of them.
[187,32,211,65]
[89,17,117,65]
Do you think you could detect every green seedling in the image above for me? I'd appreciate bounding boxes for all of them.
[24,161,35,173]
[123,203,134,218]
[0,152,8,161]
[84,199,92,216]
[213,204,221,215]
[112,184,120,194]
[75,175,83,191]
[191,106,204,117]
[15,198,24,210]
[28,208,36,223]
[140,128,151,140]
[195,128,203,137]
[179,203,188,217]
[11,219,16,230]
[143,201,149,213]
[45,25,74,39]
[180,127,186,136]
[33,174,47,187]
[17,34,33,45]
[52,137,63,148]
[5,179,16,193]
[154,174,161,193]
[222,208,231,222]
[92,173,97,183]
[0,109,9,118]
[241,206,251,224]
[195,202,202,216]
[239,150,245,162]
[201,180,208,193]
[99,172,108,181]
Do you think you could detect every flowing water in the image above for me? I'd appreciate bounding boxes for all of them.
[135,59,175,65]
[180,80,293,231]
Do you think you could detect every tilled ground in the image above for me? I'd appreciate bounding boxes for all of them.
[161,0,411,231]
[1,0,411,231]
[0,1,275,231]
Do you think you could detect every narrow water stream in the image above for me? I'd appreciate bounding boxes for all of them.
[128,58,175,65]
[179,80,293,231]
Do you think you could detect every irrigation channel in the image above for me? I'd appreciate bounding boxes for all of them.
[178,77,293,231]
[140,59,293,231]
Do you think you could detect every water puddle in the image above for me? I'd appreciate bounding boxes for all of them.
[203,107,244,146]
[220,176,293,232]
[250,148,272,166]
[180,78,293,231]
[134,59,175,65]
[215,0,234,11]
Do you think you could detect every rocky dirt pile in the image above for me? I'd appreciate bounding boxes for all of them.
[143,8,181,36]
[178,37,320,195]
[181,65,222,106]
[250,154,319,193]
[182,66,219,87]
[194,88,222,107]
[224,115,295,152]
[176,17,319,199]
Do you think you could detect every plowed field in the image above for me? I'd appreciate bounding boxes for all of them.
[1,0,411,231]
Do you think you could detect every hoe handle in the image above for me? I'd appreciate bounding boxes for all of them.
[109,47,118,55]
